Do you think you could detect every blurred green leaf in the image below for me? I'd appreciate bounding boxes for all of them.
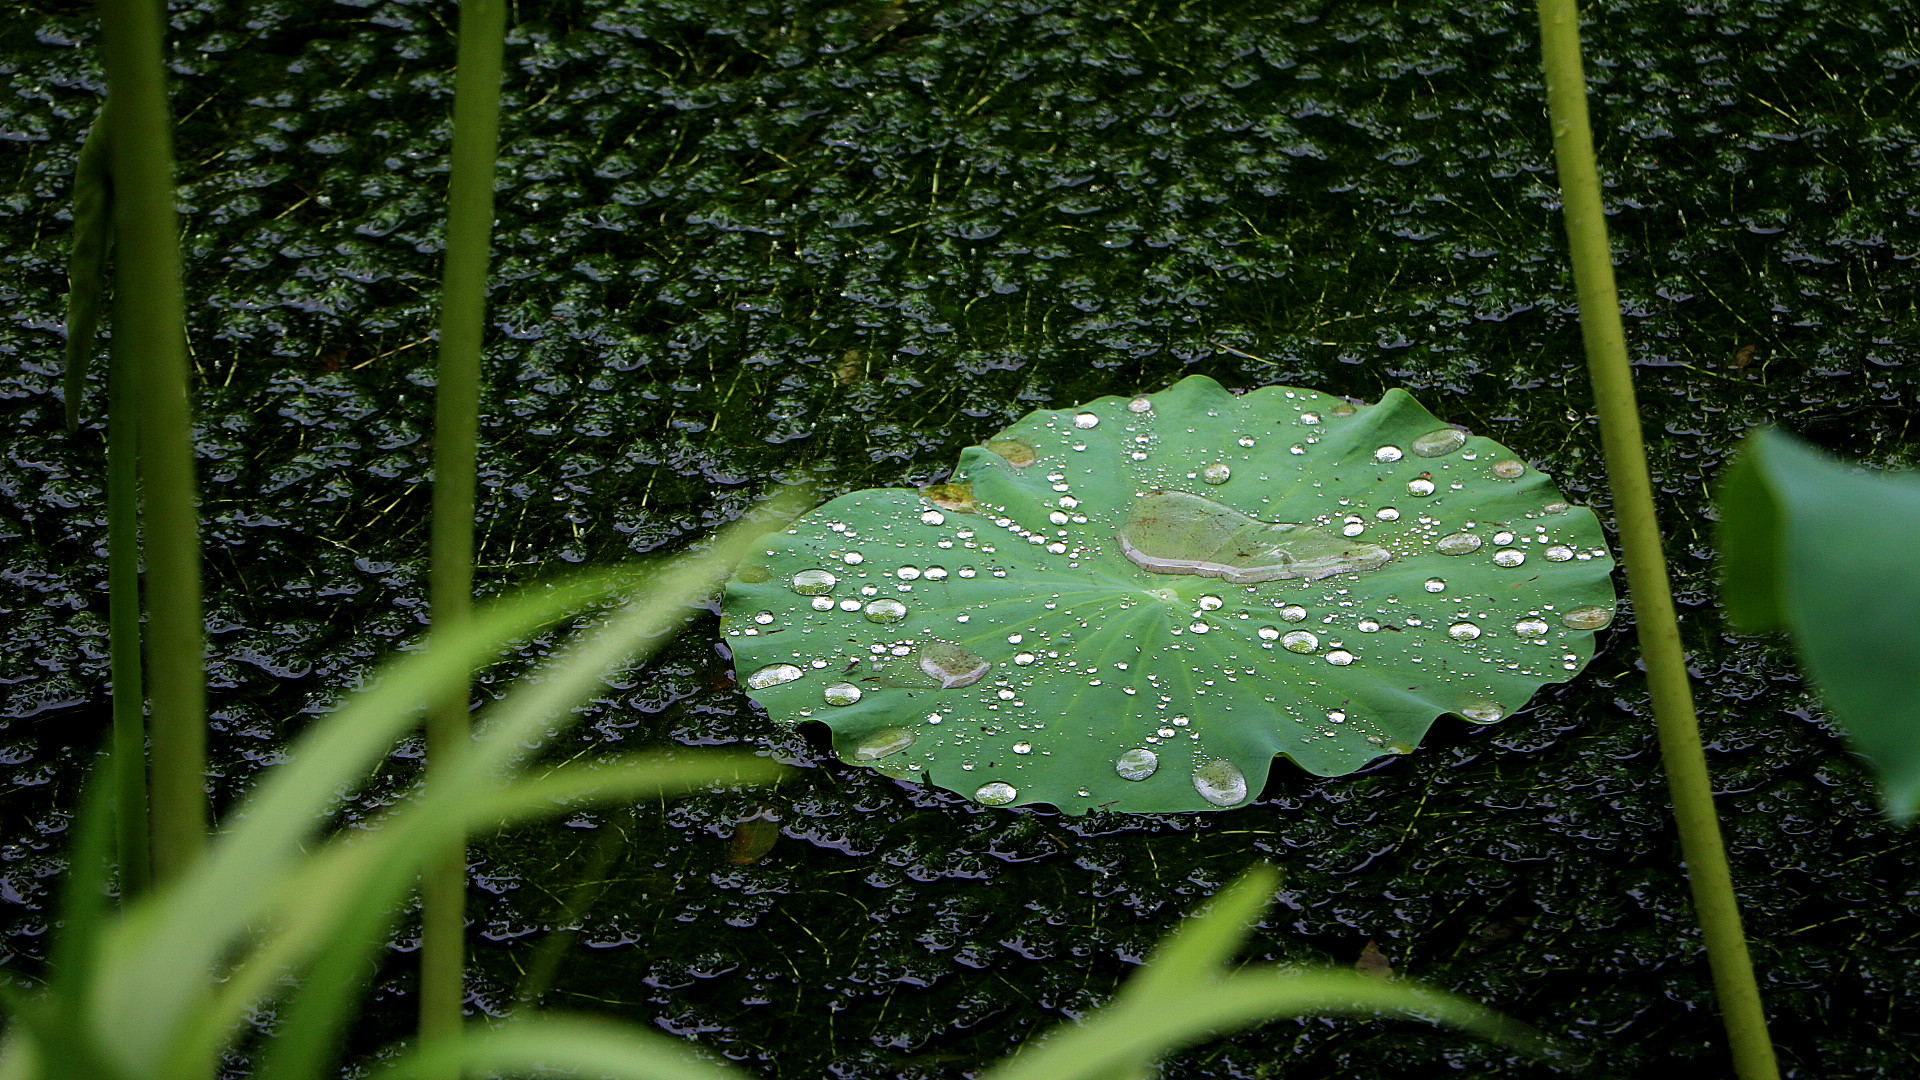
[983,866,1541,1080]
[380,1015,748,1080]
[1716,427,1920,821]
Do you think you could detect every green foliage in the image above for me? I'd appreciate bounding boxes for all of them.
[0,517,789,1080]
[1716,428,1920,822]
[725,375,1614,813]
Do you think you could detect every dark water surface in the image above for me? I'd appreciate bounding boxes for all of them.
[3,0,1917,1076]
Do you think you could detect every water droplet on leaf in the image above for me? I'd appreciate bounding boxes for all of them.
[791,569,838,595]
[1412,428,1467,457]
[975,781,1018,806]
[1562,605,1614,630]
[1192,760,1248,806]
[864,598,907,623]
[1115,748,1159,780]
[746,663,805,690]
[1117,491,1392,584]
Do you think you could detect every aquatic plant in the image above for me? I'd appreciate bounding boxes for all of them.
[1717,428,1920,822]
[725,375,1614,813]
[1534,0,1777,1073]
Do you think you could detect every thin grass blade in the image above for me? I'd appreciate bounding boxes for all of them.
[63,100,112,431]
[984,970,1537,1080]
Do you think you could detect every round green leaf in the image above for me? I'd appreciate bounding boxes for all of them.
[724,376,1616,814]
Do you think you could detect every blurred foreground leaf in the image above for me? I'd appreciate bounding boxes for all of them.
[1717,427,1920,821]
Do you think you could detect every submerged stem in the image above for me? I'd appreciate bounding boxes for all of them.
[421,0,507,1057]
[1533,2,1779,1077]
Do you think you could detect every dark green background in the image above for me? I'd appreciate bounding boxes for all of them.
[2,0,1915,1076]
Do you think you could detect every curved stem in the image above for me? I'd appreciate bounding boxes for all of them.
[1532,2,1778,1077]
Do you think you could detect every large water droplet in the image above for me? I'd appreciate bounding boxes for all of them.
[975,781,1018,806]
[919,641,991,688]
[1492,549,1527,567]
[1374,445,1404,463]
[1543,545,1574,562]
[824,682,863,706]
[1258,626,1281,641]
[1013,652,1036,666]
[791,569,838,595]
[1423,578,1446,593]
[920,482,977,512]
[852,727,915,761]
[1193,760,1248,807]
[1515,618,1550,637]
[1128,396,1153,413]
[1412,428,1467,457]
[1012,741,1033,755]
[920,509,947,526]
[1197,595,1224,611]
[1357,618,1380,632]
[1448,622,1482,641]
[1281,630,1319,653]
[1325,650,1354,666]
[810,596,835,611]
[1116,748,1159,781]
[1492,459,1526,479]
[1436,532,1482,555]
[1280,605,1308,622]
[895,566,922,581]
[1300,412,1321,425]
[753,611,775,624]
[986,439,1036,467]
[865,598,908,623]
[1460,703,1504,722]
[1201,462,1232,485]
[1562,605,1615,630]
[1073,412,1100,429]
[924,566,949,580]
[1117,491,1392,584]
[735,565,772,584]
[745,663,805,690]
[1407,477,1436,496]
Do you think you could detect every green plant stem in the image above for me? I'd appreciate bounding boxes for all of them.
[107,292,150,900]
[421,0,506,1055]
[100,0,204,884]
[1532,3,1779,1078]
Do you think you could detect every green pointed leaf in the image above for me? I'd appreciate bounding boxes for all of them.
[1715,427,1920,822]
[725,376,1615,813]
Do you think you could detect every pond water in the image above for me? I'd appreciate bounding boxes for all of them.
[1,0,1917,1076]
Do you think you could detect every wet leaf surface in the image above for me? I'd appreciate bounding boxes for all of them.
[727,376,1613,813]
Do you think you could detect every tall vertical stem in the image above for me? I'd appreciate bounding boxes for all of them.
[107,297,150,899]
[420,0,506,1053]
[1533,2,1778,1077]
[99,0,204,884]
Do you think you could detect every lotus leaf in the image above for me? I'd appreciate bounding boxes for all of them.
[724,375,1615,813]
